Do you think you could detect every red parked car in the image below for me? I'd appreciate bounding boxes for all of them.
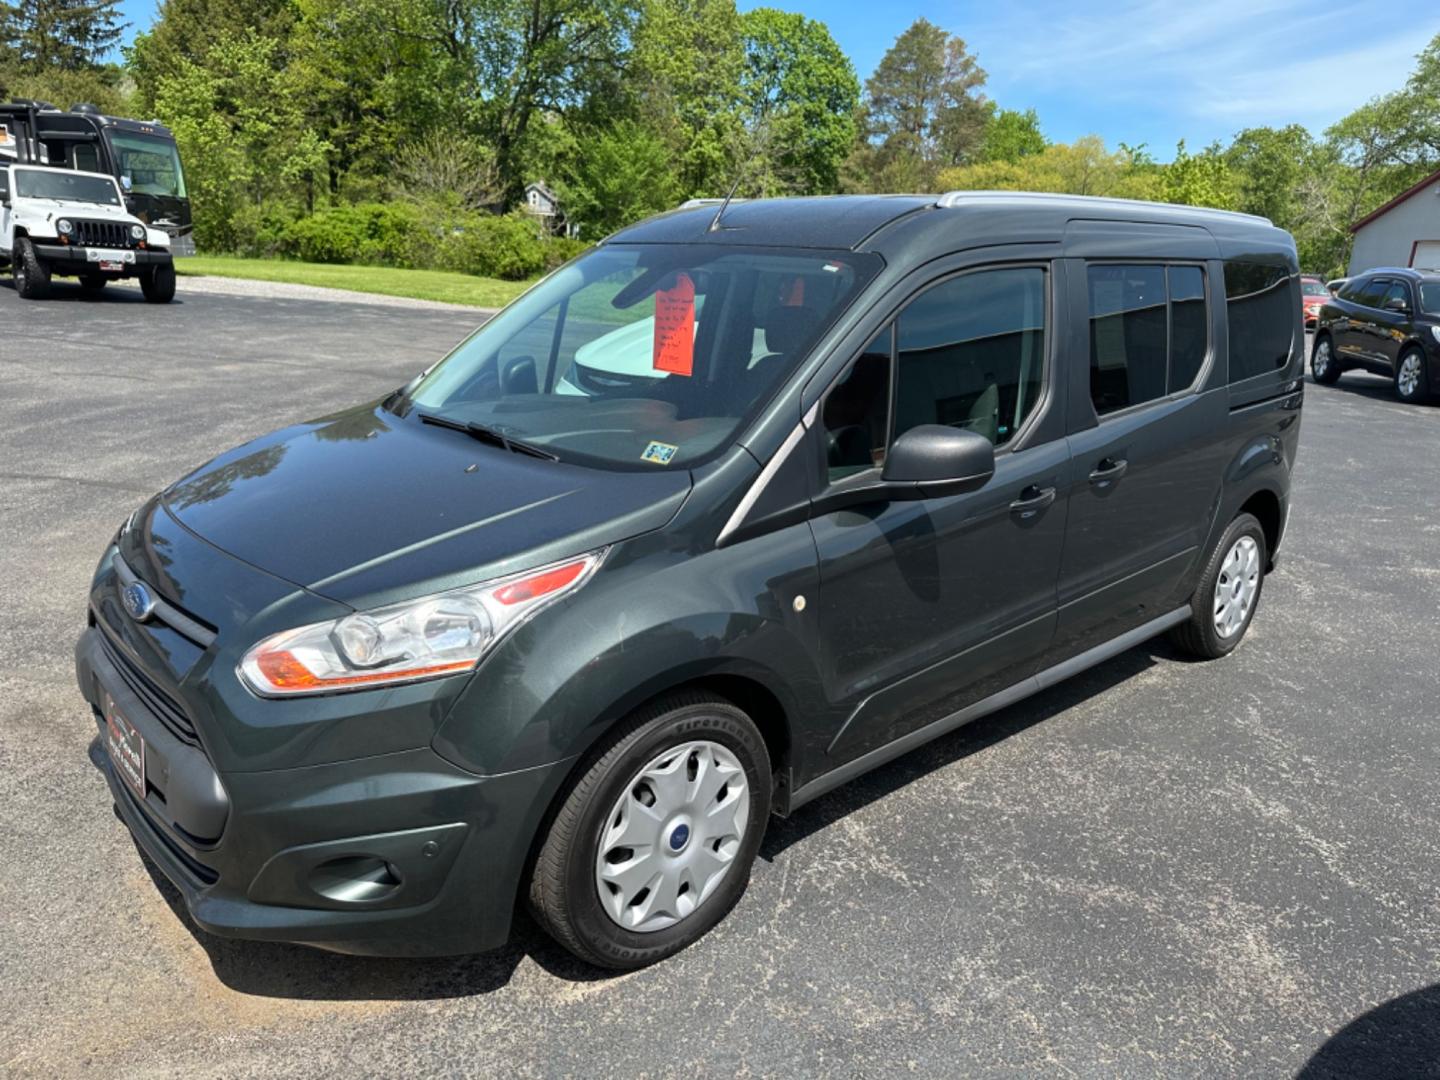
[1301,275,1328,327]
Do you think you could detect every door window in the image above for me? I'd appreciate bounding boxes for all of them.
[1168,266,1208,391]
[1354,278,1390,308]
[892,267,1046,446]
[1223,261,1294,384]
[1380,282,1410,312]
[1087,265,1169,414]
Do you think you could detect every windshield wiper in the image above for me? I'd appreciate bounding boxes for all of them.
[418,412,558,461]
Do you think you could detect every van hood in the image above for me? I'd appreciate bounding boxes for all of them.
[161,403,692,608]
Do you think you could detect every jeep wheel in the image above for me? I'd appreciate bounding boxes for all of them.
[141,263,176,304]
[13,239,50,300]
[529,693,772,970]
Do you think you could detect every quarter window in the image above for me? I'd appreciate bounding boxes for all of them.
[823,327,893,482]
[892,267,1046,447]
[1168,266,1208,392]
[1223,261,1294,384]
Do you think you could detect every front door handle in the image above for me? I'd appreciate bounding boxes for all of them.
[1009,485,1056,518]
[1088,457,1128,487]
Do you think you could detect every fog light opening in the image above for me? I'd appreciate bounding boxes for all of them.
[309,855,403,904]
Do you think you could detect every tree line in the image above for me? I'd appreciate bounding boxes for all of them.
[3,0,1438,277]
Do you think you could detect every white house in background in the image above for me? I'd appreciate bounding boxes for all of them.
[522,180,578,237]
[1348,167,1440,276]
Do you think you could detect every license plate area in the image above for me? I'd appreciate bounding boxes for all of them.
[104,692,146,800]
[85,248,135,267]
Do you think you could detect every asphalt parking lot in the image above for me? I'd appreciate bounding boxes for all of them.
[3,277,1439,1078]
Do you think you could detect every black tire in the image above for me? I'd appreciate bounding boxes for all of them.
[13,238,50,300]
[1311,333,1340,384]
[1394,346,1430,404]
[529,692,772,971]
[140,262,176,304]
[79,274,107,293]
[1170,512,1267,659]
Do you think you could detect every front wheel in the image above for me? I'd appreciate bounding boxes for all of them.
[1170,512,1267,659]
[12,239,50,300]
[529,693,772,970]
[140,262,176,304]
[1311,335,1340,384]
[1395,348,1429,404]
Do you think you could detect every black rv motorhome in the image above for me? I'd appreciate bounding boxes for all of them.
[0,100,194,255]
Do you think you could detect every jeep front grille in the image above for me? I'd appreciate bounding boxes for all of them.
[70,219,134,249]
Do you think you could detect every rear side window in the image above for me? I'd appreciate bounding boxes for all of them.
[1223,262,1294,384]
[892,267,1047,447]
[1087,264,1209,416]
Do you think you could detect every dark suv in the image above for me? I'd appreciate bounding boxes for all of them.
[77,193,1303,970]
[1312,267,1440,403]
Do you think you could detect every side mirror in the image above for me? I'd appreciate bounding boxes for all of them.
[881,424,995,498]
[1385,296,1410,313]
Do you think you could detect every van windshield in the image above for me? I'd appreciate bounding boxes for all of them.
[14,168,121,205]
[406,244,880,470]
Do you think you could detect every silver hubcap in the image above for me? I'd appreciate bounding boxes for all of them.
[1399,354,1421,397]
[1213,535,1261,638]
[595,740,749,933]
[1314,340,1330,377]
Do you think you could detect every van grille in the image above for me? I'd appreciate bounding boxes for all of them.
[71,219,134,249]
[98,627,202,750]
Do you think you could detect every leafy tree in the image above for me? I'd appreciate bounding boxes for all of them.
[1159,139,1235,209]
[628,0,745,198]
[737,7,857,195]
[559,118,680,234]
[846,17,987,191]
[978,106,1044,164]
[127,0,291,111]
[937,135,1155,199]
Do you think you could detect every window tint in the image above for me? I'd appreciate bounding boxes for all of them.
[1224,261,1294,384]
[1420,283,1440,316]
[823,327,892,482]
[893,268,1046,446]
[1088,265,1168,414]
[1380,282,1410,311]
[1354,278,1390,308]
[1337,278,1366,301]
[1168,266,1208,392]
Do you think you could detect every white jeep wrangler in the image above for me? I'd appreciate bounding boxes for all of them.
[0,163,176,302]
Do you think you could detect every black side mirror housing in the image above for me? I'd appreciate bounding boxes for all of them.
[881,424,996,498]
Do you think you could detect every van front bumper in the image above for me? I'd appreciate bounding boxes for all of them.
[77,624,570,957]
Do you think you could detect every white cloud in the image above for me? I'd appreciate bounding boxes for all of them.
[962,0,1438,135]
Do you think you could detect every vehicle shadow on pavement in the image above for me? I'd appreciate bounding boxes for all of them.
[760,643,1162,860]
[1296,984,1440,1078]
[3,279,175,303]
[127,828,611,1000]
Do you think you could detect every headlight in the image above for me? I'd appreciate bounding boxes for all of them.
[130,224,146,240]
[238,550,605,697]
[56,219,72,236]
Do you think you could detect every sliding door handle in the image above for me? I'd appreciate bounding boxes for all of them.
[1088,457,1128,486]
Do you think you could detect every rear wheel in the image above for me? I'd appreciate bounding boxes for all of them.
[529,693,772,970]
[12,239,50,300]
[1170,512,1267,659]
[1395,347,1429,404]
[141,263,176,304]
[1311,334,1340,384]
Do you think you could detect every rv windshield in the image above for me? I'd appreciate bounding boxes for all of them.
[107,131,187,199]
[14,168,121,205]
[406,244,881,470]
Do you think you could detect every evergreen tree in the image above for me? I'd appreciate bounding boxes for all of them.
[12,0,126,71]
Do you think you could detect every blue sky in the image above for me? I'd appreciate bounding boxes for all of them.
[115,0,1438,160]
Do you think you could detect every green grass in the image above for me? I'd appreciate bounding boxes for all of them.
[177,255,535,309]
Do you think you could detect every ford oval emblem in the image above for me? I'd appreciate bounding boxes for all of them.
[121,581,156,622]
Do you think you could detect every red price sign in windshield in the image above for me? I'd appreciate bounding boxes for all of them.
[653,272,696,377]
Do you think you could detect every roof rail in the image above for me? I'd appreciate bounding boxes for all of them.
[934,189,1272,225]
[678,197,750,209]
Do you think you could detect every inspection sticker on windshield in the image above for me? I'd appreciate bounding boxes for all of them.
[641,441,678,465]
[653,273,695,377]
